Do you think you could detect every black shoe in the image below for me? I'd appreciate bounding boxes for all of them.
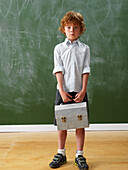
[75,155,89,170]
[49,153,67,168]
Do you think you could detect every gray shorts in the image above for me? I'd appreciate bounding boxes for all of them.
[54,90,89,125]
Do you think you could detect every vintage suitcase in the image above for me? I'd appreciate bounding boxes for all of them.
[55,102,89,130]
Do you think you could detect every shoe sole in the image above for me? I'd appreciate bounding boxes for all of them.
[49,160,67,168]
[75,162,89,170]
[62,160,67,165]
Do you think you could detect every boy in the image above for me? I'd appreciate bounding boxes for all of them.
[49,11,90,170]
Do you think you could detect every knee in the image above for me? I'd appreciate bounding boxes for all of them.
[58,130,67,135]
[76,128,85,133]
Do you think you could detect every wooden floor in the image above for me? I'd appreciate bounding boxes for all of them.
[0,131,128,170]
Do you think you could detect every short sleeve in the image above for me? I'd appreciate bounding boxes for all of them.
[82,46,91,74]
[53,45,64,75]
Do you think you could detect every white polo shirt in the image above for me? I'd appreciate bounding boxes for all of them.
[53,38,90,92]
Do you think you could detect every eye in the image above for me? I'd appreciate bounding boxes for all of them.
[67,27,71,29]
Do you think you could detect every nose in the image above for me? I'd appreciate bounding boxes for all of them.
[70,27,74,32]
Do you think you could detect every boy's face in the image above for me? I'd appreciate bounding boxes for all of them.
[64,22,81,42]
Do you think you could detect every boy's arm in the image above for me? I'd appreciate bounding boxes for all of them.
[74,73,89,103]
[55,72,73,103]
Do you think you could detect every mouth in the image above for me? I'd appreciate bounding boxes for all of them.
[70,34,75,36]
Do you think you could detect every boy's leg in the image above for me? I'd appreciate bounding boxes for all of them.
[49,130,67,168]
[58,130,67,150]
[75,128,89,170]
[76,128,85,151]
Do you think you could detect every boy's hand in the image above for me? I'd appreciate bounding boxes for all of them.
[60,90,73,103]
[73,90,85,103]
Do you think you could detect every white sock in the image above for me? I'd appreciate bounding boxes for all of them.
[76,150,84,158]
[58,149,66,156]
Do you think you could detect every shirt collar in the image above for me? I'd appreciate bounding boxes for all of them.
[65,38,80,46]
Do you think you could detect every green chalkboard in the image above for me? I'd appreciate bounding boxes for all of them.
[0,0,128,125]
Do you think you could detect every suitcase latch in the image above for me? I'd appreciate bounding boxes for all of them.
[61,116,66,123]
[77,114,82,121]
